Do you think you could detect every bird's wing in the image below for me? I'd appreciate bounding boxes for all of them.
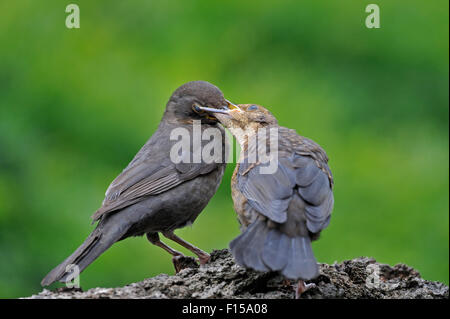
[290,152,334,233]
[237,132,333,233]
[237,156,296,223]
[91,159,220,221]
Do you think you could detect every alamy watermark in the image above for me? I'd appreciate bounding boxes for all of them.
[65,263,80,288]
[169,121,279,174]
[65,4,80,29]
[65,3,381,30]
[365,264,399,291]
[365,4,380,29]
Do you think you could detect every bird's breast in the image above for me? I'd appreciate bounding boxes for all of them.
[231,163,259,229]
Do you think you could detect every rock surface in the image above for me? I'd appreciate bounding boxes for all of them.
[28,249,448,299]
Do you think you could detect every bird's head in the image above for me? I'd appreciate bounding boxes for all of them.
[164,81,233,125]
[198,103,278,129]
[196,103,278,145]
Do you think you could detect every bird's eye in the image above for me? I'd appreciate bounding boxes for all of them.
[192,104,204,114]
[247,105,258,111]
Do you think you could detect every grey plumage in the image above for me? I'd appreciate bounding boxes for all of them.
[282,236,317,280]
[41,81,228,286]
[239,220,270,272]
[42,213,128,286]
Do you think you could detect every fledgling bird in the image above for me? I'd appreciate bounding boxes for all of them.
[199,103,334,298]
[41,81,231,286]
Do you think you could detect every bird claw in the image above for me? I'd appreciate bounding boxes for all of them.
[172,255,198,273]
[172,255,186,273]
[295,281,317,299]
[197,253,210,266]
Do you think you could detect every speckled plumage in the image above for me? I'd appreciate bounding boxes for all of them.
[215,104,334,282]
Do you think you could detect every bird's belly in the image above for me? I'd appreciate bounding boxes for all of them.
[121,165,225,236]
[231,180,258,230]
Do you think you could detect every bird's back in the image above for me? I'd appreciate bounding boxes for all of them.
[229,125,334,280]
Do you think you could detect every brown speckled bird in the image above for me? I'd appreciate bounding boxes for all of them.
[199,103,334,298]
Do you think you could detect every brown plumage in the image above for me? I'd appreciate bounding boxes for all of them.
[201,103,334,298]
[41,81,230,286]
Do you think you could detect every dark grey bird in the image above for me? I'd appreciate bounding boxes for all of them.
[198,103,334,298]
[41,81,231,286]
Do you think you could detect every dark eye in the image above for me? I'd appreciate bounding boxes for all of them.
[247,105,258,111]
[192,103,204,114]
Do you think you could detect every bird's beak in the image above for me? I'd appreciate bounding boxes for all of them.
[197,106,230,114]
[197,100,242,120]
[197,100,242,115]
[225,99,241,111]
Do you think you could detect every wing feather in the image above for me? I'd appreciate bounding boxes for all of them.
[92,161,220,221]
[236,128,333,233]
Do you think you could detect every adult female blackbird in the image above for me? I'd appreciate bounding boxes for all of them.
[41,81,230,286]
[199,103,334,298]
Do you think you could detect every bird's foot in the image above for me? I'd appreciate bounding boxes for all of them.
[162,231,210,267]
[295,280,316,299]
[172,255,198,273]
[172,254,185,273]
[197,252,210,266]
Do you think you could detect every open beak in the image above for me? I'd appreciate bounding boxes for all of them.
[197,99,242,122]
[225,99,241,111]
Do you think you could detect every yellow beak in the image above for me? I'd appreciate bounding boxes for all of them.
[225,99,241,111]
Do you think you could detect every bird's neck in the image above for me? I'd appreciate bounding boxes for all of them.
[227,126,257,164]
[231,124,279,164]
[227,125,259,148]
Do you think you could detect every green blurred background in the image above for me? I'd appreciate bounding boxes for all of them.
[0,0,448,298]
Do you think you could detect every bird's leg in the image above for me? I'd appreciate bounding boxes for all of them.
[146,233,185,273]
[295,280,316,299]
[162,231,210,265]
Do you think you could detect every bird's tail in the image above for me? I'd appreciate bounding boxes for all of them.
[41,218,129,286]
[229,219,319,280]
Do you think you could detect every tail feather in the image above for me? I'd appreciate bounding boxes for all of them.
[261,229,290,271]
[41,220,128,286]
[230,220,319,280]
[282,236,318,280]
[229,221,260,267]
[241,221,269,272]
